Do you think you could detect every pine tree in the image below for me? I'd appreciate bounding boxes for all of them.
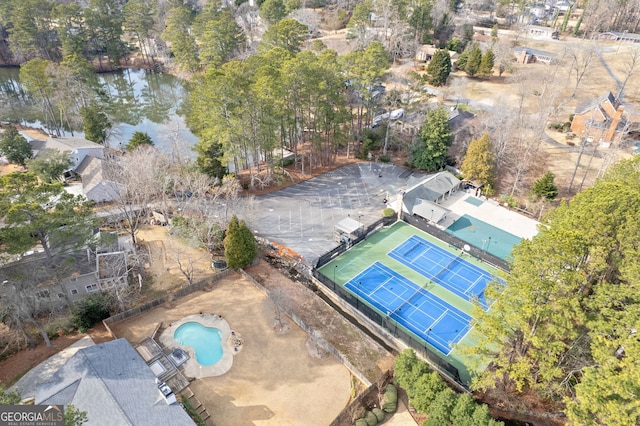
[0,125,32,166]
[411,107,453,171]
[126,131,154,151]
[427,49,452,86]
[479,49,495,76]
[464,44,482,77]
[224,215,257,269]
[463,156,640,424]
[80,103,111,144]
[529,171,558,200]
[460,133,496,194]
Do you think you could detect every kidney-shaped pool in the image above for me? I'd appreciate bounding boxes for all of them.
[173,322,223,366]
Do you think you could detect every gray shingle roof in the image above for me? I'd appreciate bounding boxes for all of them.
[36,339,195,426]
[402,171,461,216]
[575,92,616,115]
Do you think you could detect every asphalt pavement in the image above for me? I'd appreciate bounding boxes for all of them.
[250,162,427,266]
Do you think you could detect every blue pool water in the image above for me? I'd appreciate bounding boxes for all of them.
[173,322,223,366]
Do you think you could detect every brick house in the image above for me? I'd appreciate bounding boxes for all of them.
[513,47,556,64]
[570,92,627,144]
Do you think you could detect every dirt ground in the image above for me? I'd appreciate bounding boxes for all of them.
[110,272,353,426]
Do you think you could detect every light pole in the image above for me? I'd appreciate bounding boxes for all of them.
[333,264,338,284]
[356,281,361,309]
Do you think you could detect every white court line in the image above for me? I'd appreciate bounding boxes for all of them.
[463,275,484,295]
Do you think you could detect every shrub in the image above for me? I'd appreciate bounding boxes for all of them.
[379,155,390,163]
[381,384,398,413]
[181,396,206,426]
[500,194,518,208]
[354,419,368,426]
[372,407,385,422]
[280,156,295,167]
[364,410,378,426]
[382,208,395,218]
[71,293,114,333]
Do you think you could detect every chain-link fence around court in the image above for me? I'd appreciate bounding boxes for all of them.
[311,214,515,390]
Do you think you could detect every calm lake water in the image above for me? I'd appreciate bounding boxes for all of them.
[0,67,197,159]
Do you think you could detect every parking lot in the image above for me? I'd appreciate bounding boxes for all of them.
[251,162,427,265]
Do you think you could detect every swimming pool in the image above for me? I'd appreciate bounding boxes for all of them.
[173,322,223,366]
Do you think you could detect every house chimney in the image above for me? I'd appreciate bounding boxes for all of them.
[604,105,624,142]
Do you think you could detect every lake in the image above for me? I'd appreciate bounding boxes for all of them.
[0,67,198,159]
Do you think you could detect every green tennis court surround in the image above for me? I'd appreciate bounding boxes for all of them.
[318,221,503,384]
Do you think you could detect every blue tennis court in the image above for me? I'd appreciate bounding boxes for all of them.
[388,235,500,309]
[345,262,471,355]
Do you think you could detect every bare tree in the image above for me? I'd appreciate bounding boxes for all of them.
[564,42,598,97]
[103,146,169,247]
[165,237,204,287]
[270,287,289,333]
[0,261,58,347]
[617,46,640,100]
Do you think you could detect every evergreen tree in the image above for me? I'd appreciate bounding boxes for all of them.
[80,103,111,144]
[194,140,227,180]
[464,44,482,76]
[0,384,21,405]
[259,18,308,54]
[411,106,453,171]
[26,148,72,183]
[427,49,452,86]
[224,215,257,269]
[0,125,32,166]
[479,49,495,76]
[460,133,496,194]
[197,9,246,69]
[126,131,154,151]
[260,0,287,25]
[464,156,640,424]
[64,405,88,426]
[529,171,558,200]
[162,4,199,73]
[456,48,468,70]
[0,172,97,259]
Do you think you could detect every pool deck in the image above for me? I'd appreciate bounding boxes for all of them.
[159,313,236,378]
[438,192,539,239]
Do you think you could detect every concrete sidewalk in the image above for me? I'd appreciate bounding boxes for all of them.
[9,336,95,401]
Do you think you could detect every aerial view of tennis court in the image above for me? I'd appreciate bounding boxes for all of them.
[318,221,505,380]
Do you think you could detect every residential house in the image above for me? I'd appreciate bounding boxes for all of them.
[599,31,640,44]
[74,155,121,203]
[526,25,558,39]
[35,338,195,426]
[570,92,627,144]
[447,107,475,133]
[30,136,104,171]
[400,171,461,224]
[415,46,459,66]
[513,47,556,64]
[1,239,130,304]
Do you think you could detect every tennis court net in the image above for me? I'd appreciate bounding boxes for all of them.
[425,253,460,283]
[390,286,424,318]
